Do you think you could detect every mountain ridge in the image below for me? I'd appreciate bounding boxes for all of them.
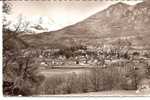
[21,1,150,49]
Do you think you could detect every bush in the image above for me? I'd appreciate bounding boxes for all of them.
[89,66,127,91]
[78,72,93,93]
[30,64,143,95]
[41,72,93,95]
[41,75,65,94]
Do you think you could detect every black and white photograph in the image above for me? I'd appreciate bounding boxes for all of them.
[2,0,150,96]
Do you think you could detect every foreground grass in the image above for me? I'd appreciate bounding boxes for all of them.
[53,90,150,96]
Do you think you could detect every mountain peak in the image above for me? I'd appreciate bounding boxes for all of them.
[115,2,129,6]
[22,1,150,48]
[88,2,131,20]
[99,2,131,19]
[110,2,130,9]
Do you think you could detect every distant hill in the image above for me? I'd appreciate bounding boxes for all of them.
[21,1,150,49]
[3,30,29,50]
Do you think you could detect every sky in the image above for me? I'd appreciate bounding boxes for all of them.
[7,0,143,31]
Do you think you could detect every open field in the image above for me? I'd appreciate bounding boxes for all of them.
[39,65,91,77]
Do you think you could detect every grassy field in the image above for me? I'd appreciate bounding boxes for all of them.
[39,65,92,77]
[56,90,150,96]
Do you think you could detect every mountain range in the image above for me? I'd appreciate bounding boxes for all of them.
[21,1,150,49]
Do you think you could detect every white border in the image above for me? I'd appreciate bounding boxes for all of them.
[0,0,150,100]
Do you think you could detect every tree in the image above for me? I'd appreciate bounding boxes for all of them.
[2,1,11,32]
[125,61,149,90]
[3,14,30,51]
[2,1,11,14]
[113,38,132,59]
[13,55,45,96]
[2,2,44,96]
[13,14,30,33]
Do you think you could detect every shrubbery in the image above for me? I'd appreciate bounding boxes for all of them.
[37,66,137,95]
